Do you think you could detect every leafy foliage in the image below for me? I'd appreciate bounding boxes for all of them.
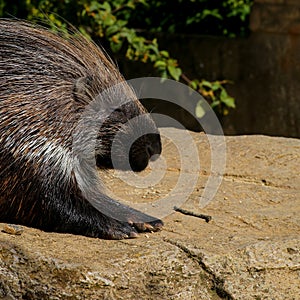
[189,79,235,116]
[128,0,253,37]
[0,0,250,116]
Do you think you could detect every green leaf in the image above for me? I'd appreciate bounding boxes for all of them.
[160,50,169,58]
[211,100,220,108]
[160,70,168,80]
[154,60,167,68]
[78,26,91,40]
[195,99,206,118]
[110,39,123,53]
[89,1,101,12]
[99,2,111,12]
[116,19,127,28]
[148,54,157,62]
[201,80,213,89]
[147,44,160,55]
[202,9,222,20]
[220,89,235,108]
[189,80,198,90]
[222,96,236,108]
[211,82,221,91]
[121,29,135,43]
[102,14,116,27]
[126,48,134,60]
[106,25,120,36]
[138,0,149,7]
[167,65,182,81]
[127,1,135,9]
[220,88,228,98]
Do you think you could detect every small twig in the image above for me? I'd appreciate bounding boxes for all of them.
[180,73,192,84]
[111,4,127,14]
[174,206,212,223]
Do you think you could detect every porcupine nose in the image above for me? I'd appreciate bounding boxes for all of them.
[146,135,161,162]
[129,133,161,172]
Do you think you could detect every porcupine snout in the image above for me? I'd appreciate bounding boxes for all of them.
[95,99,162,173]
[129,133,162,172]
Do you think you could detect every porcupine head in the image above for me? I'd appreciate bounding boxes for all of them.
[72,73,162,174]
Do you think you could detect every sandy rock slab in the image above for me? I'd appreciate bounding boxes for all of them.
[0,131,299,299]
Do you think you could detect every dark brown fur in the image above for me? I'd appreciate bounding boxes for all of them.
[0,20,162,239]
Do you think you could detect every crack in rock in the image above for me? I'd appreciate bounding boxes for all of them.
[164,238,235,300]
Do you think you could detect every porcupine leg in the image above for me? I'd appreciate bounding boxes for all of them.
[0,149,162,239]
[45,190,163,239]
[63,151,163,239]
[37,163,163,239]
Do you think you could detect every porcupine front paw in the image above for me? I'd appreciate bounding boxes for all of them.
[127,216,163,233]
[103,212,163,240]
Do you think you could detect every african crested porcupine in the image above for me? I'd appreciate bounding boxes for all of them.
[0,20,162,239]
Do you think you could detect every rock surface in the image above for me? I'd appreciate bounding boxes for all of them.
[0,130,299,299]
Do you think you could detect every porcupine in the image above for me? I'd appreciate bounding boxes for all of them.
[0,19,163,239]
